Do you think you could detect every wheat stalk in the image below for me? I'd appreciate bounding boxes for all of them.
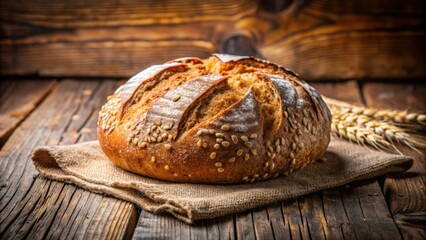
[324,97,426,126]
[332,112,426,153]
[331,113,396,152]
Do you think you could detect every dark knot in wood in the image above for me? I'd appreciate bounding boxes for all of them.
[260,0,293,13]
[220,35,257,56]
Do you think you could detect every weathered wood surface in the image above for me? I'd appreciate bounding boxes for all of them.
[363,82,426,240]
[1,0,426,80]
[1,80,424,239]
[0,80,137,239]
[0,80,55,147]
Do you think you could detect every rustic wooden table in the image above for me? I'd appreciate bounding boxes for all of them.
[0,79,424,239]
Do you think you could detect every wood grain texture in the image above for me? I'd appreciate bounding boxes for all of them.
[363,82,426,240]
[1,0,425,80]
[0,80,137,239]
[0,80,55,147]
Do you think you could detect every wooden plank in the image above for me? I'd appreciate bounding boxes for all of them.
[0,80,138,239]
[1,0,425,80]
[266,203,291,239]
[134,211,236,239]
[363,82,426,112]
[363,82,426,239]
[235,211,256,240]
[0,80,56,147]
[310,80,363,105]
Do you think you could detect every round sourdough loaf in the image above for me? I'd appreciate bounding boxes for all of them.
[97,54,331,183]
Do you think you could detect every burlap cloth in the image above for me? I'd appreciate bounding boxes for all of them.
[31,138,412,224]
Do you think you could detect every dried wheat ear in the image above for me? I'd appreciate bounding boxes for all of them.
[324,97,426,154]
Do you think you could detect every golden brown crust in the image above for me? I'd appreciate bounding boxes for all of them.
[98,54,331,184]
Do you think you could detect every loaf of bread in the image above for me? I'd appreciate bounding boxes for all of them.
[97,54,331,183]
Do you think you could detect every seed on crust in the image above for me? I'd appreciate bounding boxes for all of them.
[172,95,181,102]
[161,133,168,138]
[275,139,280,146]
[215,133,225,138]
[229,157,236,163]
[222,141,230,147]
[298,142,304,149]
[250,133,258,139]
[231,135,238,144]
[262,173,269,179]
[152,133,158,138]
[244,141,253,148]
[242,176,249,181]
[250,149,258,155]
[173,173,178,177]
[217,168,224,173]
[214,143,220,149]
[163,124,172,130]
[215,162,223,167]
[290,152,295,158]
[270,163,275,171]
[157,136,163,142]
[197,140,203,148]
[151,125,157,131]
[303,109,309,118]
[210,152,217,159]
[253,174,259,178]
[237,149,243,156]
[291,158,296,165]
[196,130,203,136]
[139,142,147,148]
[276,145,281,152]
[264,161,269,168]
[241,135,249,142]
[164,143,172,150]
[164,165,170,170]
[244,153,250,161]
[280,137,285,145]
[154,120,162,126]
[266,141,271,147]
[209,129,215,134]
[221,124,230,131]
[291,142,297,150]
[203,143,208,148]
[150,156,156,163]
[216,138,224,143]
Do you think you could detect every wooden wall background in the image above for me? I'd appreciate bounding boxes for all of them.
[1,0,425,80]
